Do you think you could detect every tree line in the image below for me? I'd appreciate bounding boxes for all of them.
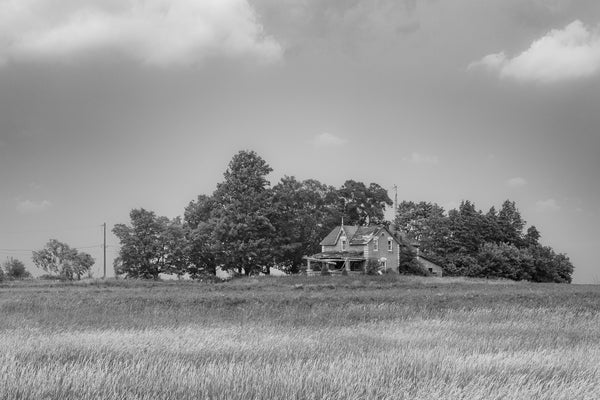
[110,150,573,283]
[395,200,573,283]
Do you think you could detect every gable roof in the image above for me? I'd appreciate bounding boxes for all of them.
[320,224,401,247]
[319,225,357,246]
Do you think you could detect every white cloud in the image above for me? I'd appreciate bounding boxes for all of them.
[312,132,347,148]
[469,20,600,83]
[0,0,282,67]
[507,177,527,187]
[16,199,51,214]
[403,152,439,165]
[535,198,561,213]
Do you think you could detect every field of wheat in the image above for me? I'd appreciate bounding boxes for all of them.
[1,275,599,399]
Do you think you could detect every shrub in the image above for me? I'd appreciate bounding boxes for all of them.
[366,259,381,275]
[3,258,31,280]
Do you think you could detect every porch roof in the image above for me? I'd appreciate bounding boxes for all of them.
[304,250,366,262]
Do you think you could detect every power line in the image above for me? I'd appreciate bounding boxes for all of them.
[0,244,103,252]
[1,224,104,235]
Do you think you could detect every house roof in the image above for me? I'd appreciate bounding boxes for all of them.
[319,225,357,246]
[320,224,401,247]
[416,254,444,270]
[349,226,380,245]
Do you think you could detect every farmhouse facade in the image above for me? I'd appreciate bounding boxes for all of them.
[304,225,401,275]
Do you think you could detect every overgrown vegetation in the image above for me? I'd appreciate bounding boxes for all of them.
[0,276,598,399]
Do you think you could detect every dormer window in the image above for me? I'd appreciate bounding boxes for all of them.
[341,237,347,251]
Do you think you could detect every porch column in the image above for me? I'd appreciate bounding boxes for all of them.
[344,258,350,272]
[306,259,312,275]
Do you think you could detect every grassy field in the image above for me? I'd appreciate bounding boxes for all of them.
[1,275,599,399]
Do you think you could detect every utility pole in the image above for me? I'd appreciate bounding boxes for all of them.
[103,222,107,279]
[393,185,398,214]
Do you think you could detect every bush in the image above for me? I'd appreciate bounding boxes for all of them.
[3,258,31,280]
[366,259,381,275]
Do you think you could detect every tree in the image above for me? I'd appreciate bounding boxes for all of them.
[210,150,277,275]
[270,176,339,272]
[528,245,574,283]
[184,195,215,229]
[497,200,526,246]
[3,258,31,280]
[185,222,217,278]
[524,226,541,247]
[394,201,446,241]
[336,180,392,226]
[448,200,488,254]
[184,195,219,277]
[32,239,94,280]
[113,209,188,279]
[477,242,534,281]
[394,200,451,268]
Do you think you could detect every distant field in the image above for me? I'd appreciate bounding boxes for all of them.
[1,275,599,399]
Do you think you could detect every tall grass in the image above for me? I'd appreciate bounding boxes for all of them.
[1,276,599,399]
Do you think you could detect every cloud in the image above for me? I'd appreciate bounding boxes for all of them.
[312,132,347,148]
[535,198,561,212]
[16,199,52,214]
[469,20,600,83]
[0,0,282,67]
[507,177,527,187]
[403,152,439,165]
[252,0,421,55]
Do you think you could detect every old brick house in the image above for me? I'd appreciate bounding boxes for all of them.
[304,225,401,274]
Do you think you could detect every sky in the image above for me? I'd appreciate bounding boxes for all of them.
[0,0,599,283]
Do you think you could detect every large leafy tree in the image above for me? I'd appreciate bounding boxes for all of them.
[113,209,188,279]
[270,176,339,272]
[394,201,450,264]
[394,201,445,240]
[336,180,392,226]
[210,150,277,275]
[32,239,94,280]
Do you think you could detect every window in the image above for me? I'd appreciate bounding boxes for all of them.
[388,238,393,252]
[373,238,378,251]
[341,238,347,251]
